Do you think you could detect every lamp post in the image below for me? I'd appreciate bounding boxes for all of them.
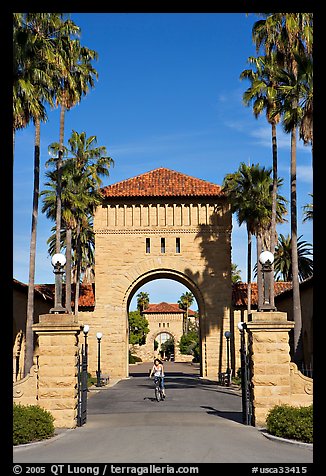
[258,250,276,311]
[49,253,67,313]
[238,322,250,424]
[224,330,231,386]
[83,325,89,365]
[82,325,89,401]
[96,332,103,387]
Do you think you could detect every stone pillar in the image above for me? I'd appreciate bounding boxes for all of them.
[33,314,82,428]
[246,311,294,427]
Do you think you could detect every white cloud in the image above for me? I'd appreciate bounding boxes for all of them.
[248,126,311,153]
[297,165,313,184]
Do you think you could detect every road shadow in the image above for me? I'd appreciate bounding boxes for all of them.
[129,362,201,379]
[129,370,200,378]
[201,405,243,424]
[137,376,198,390]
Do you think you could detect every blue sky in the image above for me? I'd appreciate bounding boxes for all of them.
[13,13,313,310]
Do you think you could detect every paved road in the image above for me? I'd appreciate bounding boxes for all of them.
[13,362,313,464]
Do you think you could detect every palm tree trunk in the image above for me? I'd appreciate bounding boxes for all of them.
[13,129,16,162]
[290,125,303,363]
[257,234,263,309]
[74,222,82,317]
[55,104,65,254]
[247,228,252,315]
[65,226,72,313]
[270,121,278,307]
[24,119,40,376]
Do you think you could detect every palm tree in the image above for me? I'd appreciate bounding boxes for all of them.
[276,59,313,362]
[178,292,194,334]
[274,234,313,282]
[297,55,313,152]
[53,34,98,261]
[240,52,282,307]
[223,163,269,313]
[14,13,71,376]
[303,194,313,223]
[223,163,287,313]
[45,130,113,314]
[42,166,92,312]
[137,292,150,313]
[252,13,313,362]
[231,263,242,284]
[13,13,50,141]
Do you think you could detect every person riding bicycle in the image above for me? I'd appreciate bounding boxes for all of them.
[150,358,165,398]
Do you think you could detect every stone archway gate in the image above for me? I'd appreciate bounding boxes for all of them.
[78,167,233,380]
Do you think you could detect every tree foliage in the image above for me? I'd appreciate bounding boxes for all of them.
[178,322,200,362]
[274,234,313,282]
[137,292,150,313]
[128,310,149,346]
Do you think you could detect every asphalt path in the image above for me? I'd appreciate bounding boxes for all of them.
[13,362,313,464]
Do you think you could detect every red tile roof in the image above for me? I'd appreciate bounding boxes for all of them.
[34,283,94,309]
[14,279,54,303]
[232,282,293,307]
[143,302,196,316]
[101,167,223,198]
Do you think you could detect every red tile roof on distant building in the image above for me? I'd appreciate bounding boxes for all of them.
[143,302,196,316]
[101,167,223,198]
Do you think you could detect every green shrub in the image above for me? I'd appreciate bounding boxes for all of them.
[87,372,97,387]
[13,403,55,445]
[266,404,313,443]
[129,351,142,364]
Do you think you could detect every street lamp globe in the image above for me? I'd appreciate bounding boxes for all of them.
[224,331,231,339]
[51,253,66,267]
[259,250,274,266]
[83,325,90,335]
[96,332,103,340]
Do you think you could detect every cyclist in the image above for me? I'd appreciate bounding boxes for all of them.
[150,358,166,398]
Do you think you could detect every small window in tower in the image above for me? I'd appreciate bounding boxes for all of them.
[176,237,181,253]
[161,237,166,253]
[146,238,150,253]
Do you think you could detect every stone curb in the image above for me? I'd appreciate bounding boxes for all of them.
[13,428,74,450]
[259,428,313,449]
[88,378,121,392]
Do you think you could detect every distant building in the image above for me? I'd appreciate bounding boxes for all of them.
[134,302,197,361]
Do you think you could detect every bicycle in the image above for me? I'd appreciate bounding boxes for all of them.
[153,376,165,401]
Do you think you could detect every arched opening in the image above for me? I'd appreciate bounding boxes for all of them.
[124,271,205,376]
[155,331,175,361]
